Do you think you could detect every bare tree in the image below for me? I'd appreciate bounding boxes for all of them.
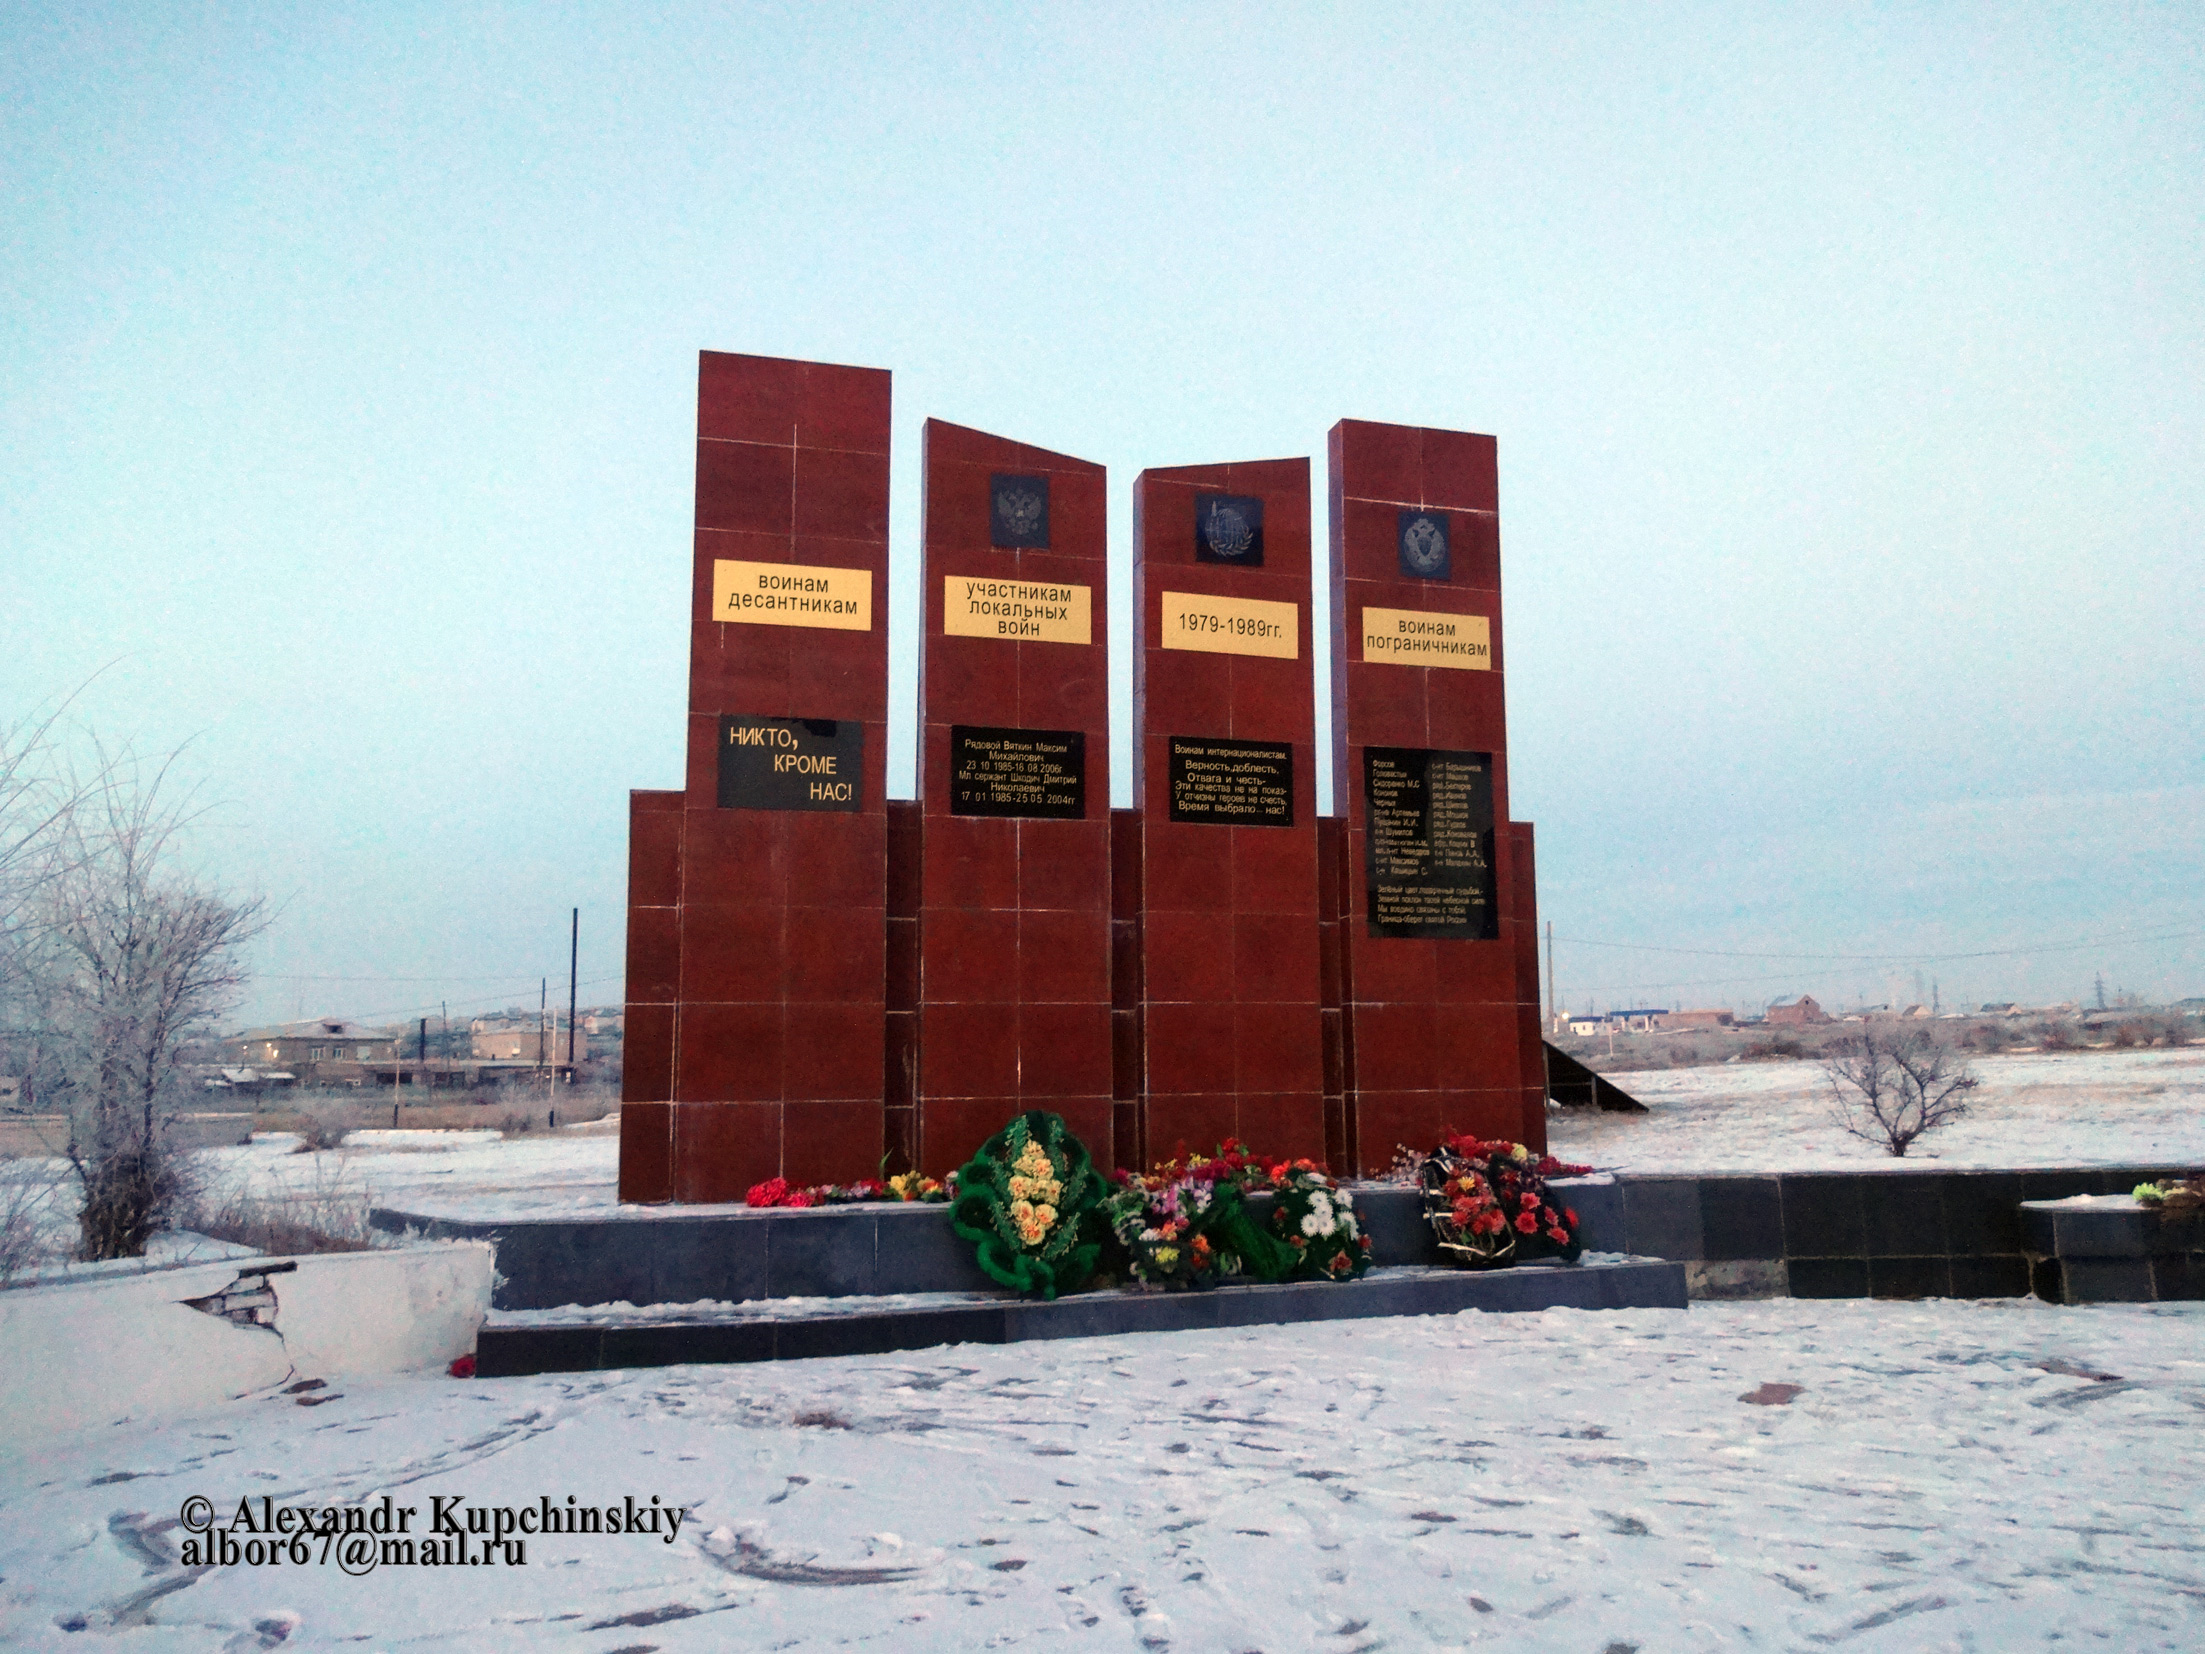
[21,752,266,1258]
[1823,1025,1978,1157]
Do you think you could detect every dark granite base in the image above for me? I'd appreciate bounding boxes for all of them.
[1564,1166,2194,1302]
[379,1165,2193,1315]
[2019,1199,2205,1304]
[374,1186,1477,1311]
[473,1260,1690,1376]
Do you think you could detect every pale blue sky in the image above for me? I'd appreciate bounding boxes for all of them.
[4,3,2199,1025]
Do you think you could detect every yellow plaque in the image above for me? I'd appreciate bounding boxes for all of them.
[1361,606,1492,669]
[1159,590,1298,659]
[710,559,872,631]
[941,576,1092,644]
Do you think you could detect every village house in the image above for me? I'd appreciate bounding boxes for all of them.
[1656,1008,1735,1031]
[1766,995,1828,1026]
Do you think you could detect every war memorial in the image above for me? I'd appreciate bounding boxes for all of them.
[618,350,1548,1201]
[374,349,1671,1374]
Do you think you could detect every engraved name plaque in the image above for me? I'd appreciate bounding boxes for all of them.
[1363,746,1497,939]
[949,725,1086,819]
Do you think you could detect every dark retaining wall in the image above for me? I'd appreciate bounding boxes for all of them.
[1561,1166,2191,1300]
[2020,1200,2205,1304]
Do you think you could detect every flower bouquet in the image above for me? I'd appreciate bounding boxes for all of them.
[744,1169,953,1208]
[745,1176,886,1209]
[1420,1153,1516,1267]
[1101,1174,1240,1289]
[950,1111,1107,1299]
[1264,1160,1371,1280]
[2133,1174,2204,1217]
[1103,1173,1303,1288]
[1421,1135,1591,1267]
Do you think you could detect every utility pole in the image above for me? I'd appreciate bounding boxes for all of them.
[1545,921,1556,1037]
[567,906,579,1083]
[537,977,547,1081]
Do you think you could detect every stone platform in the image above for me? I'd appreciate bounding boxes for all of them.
[2022,1195,2205,1304]
[372,1184,1504,1310]
[473,1260,1688,1376]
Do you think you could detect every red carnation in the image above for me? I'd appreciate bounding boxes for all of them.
[1515,1211,1539,1233]
[1547,1227,1568,1244]
[1564,1207,1578,1226]
[447,1355,476,1378]
[746,1177,790,1207]
[1520,1192,1539,1211]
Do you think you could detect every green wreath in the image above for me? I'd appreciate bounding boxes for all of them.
[951,1111,1108,1299]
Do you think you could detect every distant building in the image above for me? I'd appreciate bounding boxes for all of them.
[1657,1009,1734,1031]
[1766,995,1827,1026]
[470,1015,587,1064]
[1567,1008,1670,1035]
[1979,1003,2022,1016]
[229,1019,398,1068]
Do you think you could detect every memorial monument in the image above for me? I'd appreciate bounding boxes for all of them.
[620,353,1544,1205]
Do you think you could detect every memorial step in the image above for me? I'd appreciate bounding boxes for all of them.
[472,1258,1688,1376]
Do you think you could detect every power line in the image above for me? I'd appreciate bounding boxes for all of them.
[264,971,580,984]
[247,975,625,1028]
[1553,924,2205,966]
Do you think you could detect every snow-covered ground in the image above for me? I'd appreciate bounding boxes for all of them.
[4,1296,2201,1650]
[1549,1048,2205,1173]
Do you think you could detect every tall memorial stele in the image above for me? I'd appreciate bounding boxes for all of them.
[620,352,893,1202]
[1120,458,1327,1170]
[893,421,1113,1177]
[1323,419,1547,1169]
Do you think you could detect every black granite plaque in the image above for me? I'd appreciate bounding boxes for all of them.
[990,473,1050,549]
[1167,736,1293,827]
[1397,509,1452,581]
[1363,746,1496,938]
[717,716,863,813]
[1194,493,1264,567]
[949,725,1085,819]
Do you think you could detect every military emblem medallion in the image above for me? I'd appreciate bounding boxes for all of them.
[1397,510,1451,580]
[990,474,1050,549]
[1195,493,1265,567]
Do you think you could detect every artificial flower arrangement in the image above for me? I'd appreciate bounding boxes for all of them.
[745,1171,951,1208]
[1266,1159,1373,1281]
[1420,1134,1591,1268]
[950,1111,1108,1299]
[1100,1142,1368,1288]
[2132,1174,2204,1216]
[1100,1171,1299,1289]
